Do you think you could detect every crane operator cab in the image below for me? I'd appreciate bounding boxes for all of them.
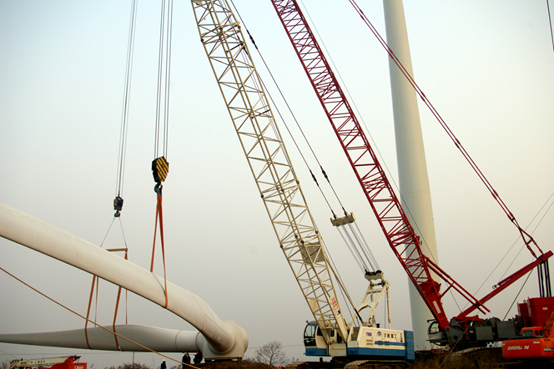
[304,321,344,356]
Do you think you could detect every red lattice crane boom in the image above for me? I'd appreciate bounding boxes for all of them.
[269,0,552,345]
[270,0,454,330]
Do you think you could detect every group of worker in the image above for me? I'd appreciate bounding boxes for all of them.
[160,351,202,369]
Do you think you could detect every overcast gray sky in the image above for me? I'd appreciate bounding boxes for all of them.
[1,0,554,367]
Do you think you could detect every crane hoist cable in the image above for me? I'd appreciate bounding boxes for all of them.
[465,191,554,308]
[229,2,342,218]
[86,0,138,348]
[280,0,441,271]
[152,0,172,189]
[114,0,139,218]
[150,0,173,309]
[233,3,378,277]
[153,0,173,162]
[86,215,131,349]
[233,2,382,277]
[227,1,368,326]
[347,0,552,303]
[546,0,554,51]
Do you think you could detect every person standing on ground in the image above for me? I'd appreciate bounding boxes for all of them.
[193,351,203,364]
[182,353,191,369]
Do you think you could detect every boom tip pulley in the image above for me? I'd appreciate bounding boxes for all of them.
[330,212,356,227]
[365,270,383,281]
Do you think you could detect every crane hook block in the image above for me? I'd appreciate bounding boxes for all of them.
[113,196,124,217]
[152,156,169,183]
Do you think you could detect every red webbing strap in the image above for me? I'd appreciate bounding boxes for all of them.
[150,193,169,308]
[112,286,123,350]
[84,276,97,350]
[111,250,129,348]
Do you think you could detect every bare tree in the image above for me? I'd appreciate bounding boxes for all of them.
[255,341,288,367]
[104,363,152,369]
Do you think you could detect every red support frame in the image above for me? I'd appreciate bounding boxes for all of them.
[454,250,553,321]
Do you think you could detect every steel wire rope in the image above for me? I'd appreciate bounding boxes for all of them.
[153,0,165,158]
[336,225,366,274]
[296,0,487,333]
[116,217,130,325]
[301,0,440,268]
[349,0,543,260]
[320,235,365,327]
[115,0,138,200]
[319,231,362,325]
[90,217,120,326]
[308,0,442,273]
[0,349,19,361]
[229,1,363,327]
[348,226,371,271]
[277,0,414,279]
[346,0,554,322]
[150,0,173,310]
[229,1,346,220]
[0,266,200,369]
[459,191,554,313]
[297,0,389,173]
[91,216,131,332]
[295,0,436,274]
[98,0,138,339]
[232,1,381,278]
[349,222,380,271]
[340,223,375,273]
[436,175,554,317]
[230,1,393,326]
[546,0,554,51]
[154,0,172,159]
[162,0,174,160]
[498,192,554,281]
[249,42,338,217]
[503,271,533,321]
[99,217,117,248]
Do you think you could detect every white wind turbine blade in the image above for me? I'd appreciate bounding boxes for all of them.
[0,203,248,360]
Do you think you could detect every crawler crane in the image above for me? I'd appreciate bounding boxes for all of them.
[191,0,414,363]
[270,0,552,350]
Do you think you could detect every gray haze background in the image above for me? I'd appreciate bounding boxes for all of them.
[1,0,553,367]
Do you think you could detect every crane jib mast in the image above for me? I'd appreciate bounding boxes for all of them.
[190,0,351,348]
[191,0,415,360]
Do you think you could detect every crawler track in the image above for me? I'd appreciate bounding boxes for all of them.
[286,359,410,369]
